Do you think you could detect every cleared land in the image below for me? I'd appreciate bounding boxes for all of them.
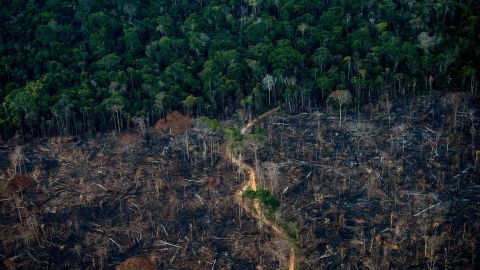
[1,92,479,269]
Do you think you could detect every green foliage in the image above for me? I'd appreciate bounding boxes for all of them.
[35,24,56,45]
[199,116,223,133]
[2,80,43,128]
[0,0,478,138]
[183,95,203,115]
[269,40,304,76]
[243,188,281,214]
[243,188,257,200]
[226,127,244,150]
[96,54,122,70]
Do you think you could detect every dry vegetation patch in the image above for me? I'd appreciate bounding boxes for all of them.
[154,111,192,135]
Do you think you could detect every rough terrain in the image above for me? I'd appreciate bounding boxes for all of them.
[1,92,479,269]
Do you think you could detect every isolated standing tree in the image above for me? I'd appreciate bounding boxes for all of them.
[262,74,275,105]
[327,90,352,126]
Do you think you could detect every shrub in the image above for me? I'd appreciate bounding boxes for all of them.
[243,188,280,213]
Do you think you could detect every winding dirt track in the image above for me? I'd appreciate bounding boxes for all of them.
[227,108,297,270]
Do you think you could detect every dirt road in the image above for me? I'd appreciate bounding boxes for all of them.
[227,107,296,270]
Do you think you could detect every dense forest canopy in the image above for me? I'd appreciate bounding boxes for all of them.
[0,0,479,139]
